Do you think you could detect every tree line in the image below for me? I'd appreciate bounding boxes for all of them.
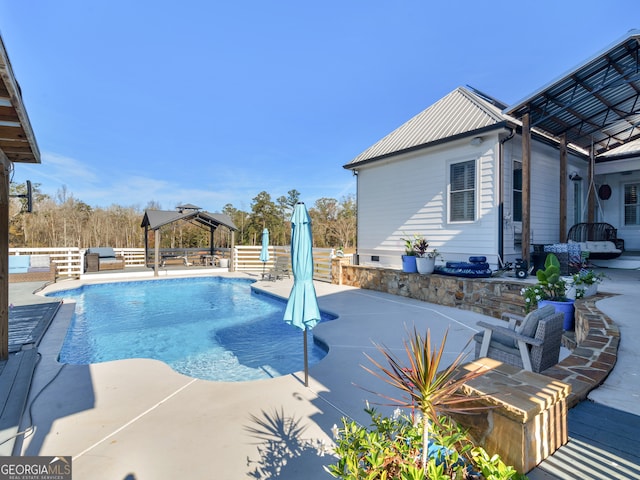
[9,183,356,250]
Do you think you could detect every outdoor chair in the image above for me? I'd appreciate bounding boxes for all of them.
[264,256,290,281]
[473,305,564,373]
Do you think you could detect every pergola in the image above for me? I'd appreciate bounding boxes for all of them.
[505,29,640,261]
[140,205,238,276]
[0,36,41,360]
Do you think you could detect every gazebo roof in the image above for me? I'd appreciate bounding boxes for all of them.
[141,209,237,231]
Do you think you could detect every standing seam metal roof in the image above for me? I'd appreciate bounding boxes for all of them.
[141,209,237,231]
[506,30,640,156]
[344,87,513,168]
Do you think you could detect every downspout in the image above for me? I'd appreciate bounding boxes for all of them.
[499,128,515,265]
[353,168,359,265]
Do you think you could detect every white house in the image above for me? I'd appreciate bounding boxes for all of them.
[344,31,640,271]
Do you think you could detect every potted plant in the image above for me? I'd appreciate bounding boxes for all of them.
[569,269,606,299]
[401,235,418,273]
[521,253,575,330]
[412,237,433,274]
[419,248,442,275]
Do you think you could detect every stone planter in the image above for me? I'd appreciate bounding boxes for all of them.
[416,256,435,274]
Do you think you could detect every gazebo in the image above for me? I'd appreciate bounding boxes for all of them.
[140,204,238,276]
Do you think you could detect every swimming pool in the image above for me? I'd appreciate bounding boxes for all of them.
[48,277,334,382]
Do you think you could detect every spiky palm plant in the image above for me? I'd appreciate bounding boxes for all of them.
[362,327,490,470]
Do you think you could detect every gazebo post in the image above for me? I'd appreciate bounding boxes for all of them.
[154,229,160,277]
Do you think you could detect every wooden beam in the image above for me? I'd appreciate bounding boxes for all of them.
[0,160,8,359]
[522,113,531,265]
[559,135,567,240]
[588,151,595,223]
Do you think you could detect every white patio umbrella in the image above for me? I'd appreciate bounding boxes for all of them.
[283,202,320,386]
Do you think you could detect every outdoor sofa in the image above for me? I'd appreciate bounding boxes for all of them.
[566,222,624,259]
[85,247,125,271]
[9,254,57,283]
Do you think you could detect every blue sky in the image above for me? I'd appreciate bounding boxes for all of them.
[1,1,638,212]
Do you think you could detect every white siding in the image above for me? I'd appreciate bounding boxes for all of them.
[505,136,587,250]
[594,157,640,250]
[356,136,500,268]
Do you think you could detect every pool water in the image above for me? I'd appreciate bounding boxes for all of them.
[48,277,333,382]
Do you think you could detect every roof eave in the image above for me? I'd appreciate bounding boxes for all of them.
[0,36,40,164]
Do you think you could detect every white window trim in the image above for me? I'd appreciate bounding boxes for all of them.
[447,157,478,224]
[623,181,640,226]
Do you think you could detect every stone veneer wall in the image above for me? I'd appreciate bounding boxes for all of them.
[331,259,620,408]
[331,260,528,319]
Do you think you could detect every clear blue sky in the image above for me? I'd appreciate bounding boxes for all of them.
[1,1,638,212]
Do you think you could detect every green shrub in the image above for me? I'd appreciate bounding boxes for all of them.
[326,407,527,479]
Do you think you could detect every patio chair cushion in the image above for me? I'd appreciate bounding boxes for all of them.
[87,247,117,258]
[475,305,556,350]
[517,305,556,339]
[29,255,51,270]
[9,255,30,274]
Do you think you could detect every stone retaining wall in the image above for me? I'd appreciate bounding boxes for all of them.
[331,260,528,318]
[331,259,619,408]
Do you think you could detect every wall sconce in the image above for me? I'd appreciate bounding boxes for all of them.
[470,136,484,146]
[569,171,582,181]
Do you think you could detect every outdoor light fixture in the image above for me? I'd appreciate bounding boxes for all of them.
[470,136,484,146]
[569,171,582,181]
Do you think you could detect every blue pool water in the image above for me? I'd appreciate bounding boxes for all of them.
[48,277,333,382]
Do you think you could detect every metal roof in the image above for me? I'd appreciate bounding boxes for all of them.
[0,35,40,164]
[506,30,640,157]
[141,209,237,231]
[345,87,513,168]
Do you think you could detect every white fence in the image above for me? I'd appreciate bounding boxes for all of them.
[10,247,84,278]
[9,246,335,282]
[233,246,333,282]
[114,247,146,267]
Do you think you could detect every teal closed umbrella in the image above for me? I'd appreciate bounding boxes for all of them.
[260,228,269,276]
[284,202,320,386]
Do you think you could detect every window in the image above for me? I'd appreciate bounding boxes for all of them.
[573,181,582,225]
[624,183,640,225]
[450,160,475,222]
[513,161,522,222]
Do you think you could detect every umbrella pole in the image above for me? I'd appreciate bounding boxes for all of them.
[304,329,309,387]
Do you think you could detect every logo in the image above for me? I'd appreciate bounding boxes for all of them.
[0,456,71,480]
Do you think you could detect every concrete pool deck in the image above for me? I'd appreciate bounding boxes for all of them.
[5,268,639,478]
[10,273,498,479]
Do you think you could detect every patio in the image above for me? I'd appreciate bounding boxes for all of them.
[2,268,639,478]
